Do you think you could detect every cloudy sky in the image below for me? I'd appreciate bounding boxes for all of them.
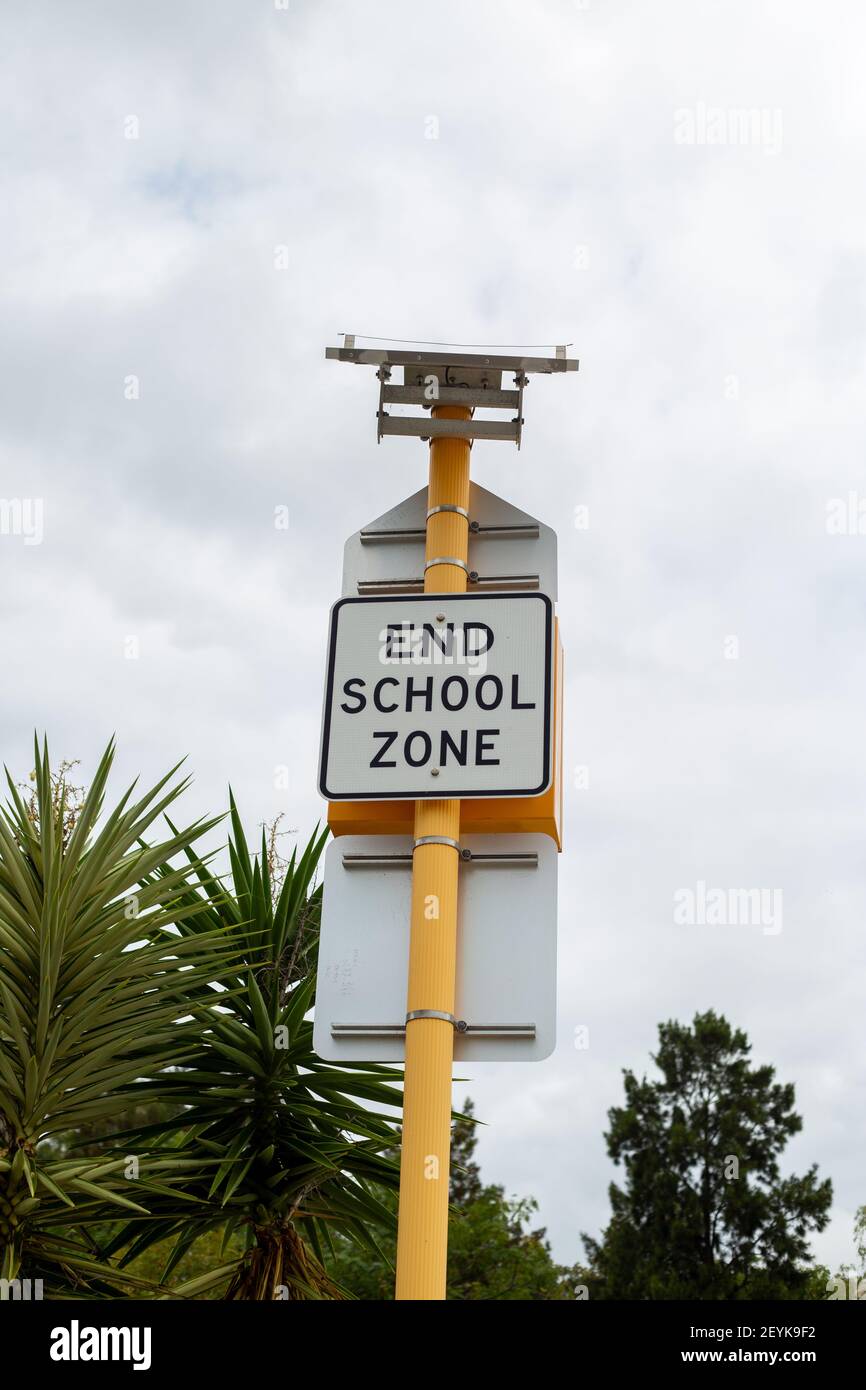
[2,0,865,1276]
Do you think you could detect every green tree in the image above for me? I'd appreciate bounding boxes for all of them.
[583,1011,832,1300]
[850,1204,866,1275]
[329,1099,584,1300]
[103,798,403,1299]
[826,1203,866,1300]
[0,738,236,1294]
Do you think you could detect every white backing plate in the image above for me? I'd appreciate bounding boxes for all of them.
[342,482,557,600]
[313,834,557,1063]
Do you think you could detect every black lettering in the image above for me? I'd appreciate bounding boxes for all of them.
[464,622,494,657]
[475,729,500,765]
[370,731,398,768]
[439,729,468,766]
[405,676,434,712]
[476,675,503,710]
[441,676,468,711]
[386,623,411,660]
[340,677,366,713]
[373,677,399,713]
[511,674,535,710]
[405,731,432,767]
[421,622,454,657]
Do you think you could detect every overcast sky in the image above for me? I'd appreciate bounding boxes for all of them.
[2,0,865,1277]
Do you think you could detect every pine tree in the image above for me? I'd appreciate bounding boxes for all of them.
[583,1011,832,1300]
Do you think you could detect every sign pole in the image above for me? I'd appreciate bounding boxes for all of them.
[395,404,471,1300]
[323,340,576,1294]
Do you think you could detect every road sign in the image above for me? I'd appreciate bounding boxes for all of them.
[341,482,558,600]
[326,620,564,844]
[313,834,558,1063]
[318,591,553,801]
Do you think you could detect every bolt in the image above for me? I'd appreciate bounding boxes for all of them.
[431,767,440,777]
[436,613,445,622]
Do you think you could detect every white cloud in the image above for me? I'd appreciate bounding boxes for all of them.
[1,0,864,1276]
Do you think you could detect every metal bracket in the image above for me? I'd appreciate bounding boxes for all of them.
[379,416,520,443]
[356,571,539,594]
[513,372,527,450]
[423,556,469,574]
[468,521,540,541]
[414,835,460,852]
[426,504,470,522]
[330,1021,536,1040]
[406,1009,460,1027]
[329,341,576,446]
[341,850,538,869]
[375,364,392,442]
[459,850,538,867]
[359,521,540,544]
[467,570,539,591]
[383,384,519,411]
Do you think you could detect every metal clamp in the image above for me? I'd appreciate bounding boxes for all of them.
[414,835,460,852]
[426,504,470,522]
[424,556,469,574]
[458,849,538,867]
[330,1020,536,1040]
[405,1009,466,1031]
[342,849,538,869]
[356,571,539,595]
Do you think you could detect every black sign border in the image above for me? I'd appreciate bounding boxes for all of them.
[318,591,554,801]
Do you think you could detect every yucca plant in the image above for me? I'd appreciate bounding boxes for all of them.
[105,800,403,1299]
[0,737,241,1295]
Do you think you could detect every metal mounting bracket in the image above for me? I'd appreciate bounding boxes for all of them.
[330,1021,537,1040]
[355,571,540,595]
[328,343,577,448]
[341,850,539,869]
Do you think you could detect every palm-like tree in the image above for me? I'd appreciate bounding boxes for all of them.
[105,800,403,1299]
[0,738,237,1295]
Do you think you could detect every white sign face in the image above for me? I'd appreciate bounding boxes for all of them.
[313,834,557,1063]
[318,592,553,800]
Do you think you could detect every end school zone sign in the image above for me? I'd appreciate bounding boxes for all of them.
[318,592,553,800]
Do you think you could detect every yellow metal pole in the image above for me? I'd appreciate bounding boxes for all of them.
[395,404,472,1300]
